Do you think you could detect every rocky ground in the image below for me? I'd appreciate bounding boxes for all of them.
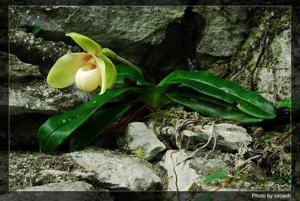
[0,5,293,197]
[8,107,291,192]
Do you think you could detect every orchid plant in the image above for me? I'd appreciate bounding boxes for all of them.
[47,32,141,94]
[38,33,277,152]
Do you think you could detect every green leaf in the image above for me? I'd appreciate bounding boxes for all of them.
[115,63,151,86]
[32,25,41,34]
[66,32,102,55]
[69,101,133,151]
[159,70,276,119]
[47,53,87,88]
[140,86,169,108]
[166,88,263,124]
[275,98,300,111]
[275,99,292,109]
[203,170,228,184]
[38,87,139,152]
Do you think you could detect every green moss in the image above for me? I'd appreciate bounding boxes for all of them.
[159,176,169,190]
[256,132,274,147]
[188,182,198,192]
[132,147,146,159]
[9,152,85,191]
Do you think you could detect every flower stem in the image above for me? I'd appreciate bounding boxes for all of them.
[101,48,143,76]
[115,55,143,75]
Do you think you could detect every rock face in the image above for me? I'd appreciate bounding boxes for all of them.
[194,7,248,60]
[9,6,186,48]
[9,29,80,74]
[255,29,291,102]
[9,147,161,191]
[9,6,187,73]
[9,79,89,114]
[68,147,161,191]
[211,7,291,102]
[9,53,41,81]
[118,122,166,161]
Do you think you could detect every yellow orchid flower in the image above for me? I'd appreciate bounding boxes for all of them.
[47,32,117,94]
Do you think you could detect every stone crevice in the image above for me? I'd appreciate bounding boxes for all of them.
[170,151,180,192]
[140,5,205,80]
[251,32,268,90]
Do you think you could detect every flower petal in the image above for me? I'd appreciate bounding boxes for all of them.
[93,55,117,94]
[75,66,101,92]
[47,53,87,88]
[66,32,102,55]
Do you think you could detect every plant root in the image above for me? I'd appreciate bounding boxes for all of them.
[177,121,216,165]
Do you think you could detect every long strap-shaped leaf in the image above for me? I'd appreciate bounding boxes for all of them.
[166,89,263,124]
[69,101,134,151]
[38,87,139,152]
[158,70,276,119]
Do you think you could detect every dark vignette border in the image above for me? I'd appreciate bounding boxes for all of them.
[5,0,294,6]
[0,0,298,201]
[0,0,9,196]
[292,5,300,201]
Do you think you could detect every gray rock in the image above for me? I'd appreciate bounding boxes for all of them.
[8,29,80,74]
[158,150,198,191]
[68,147,161,191]
[9,54,42,81]
[118,122,166,161]
[9,6,186,48]
[181,123,252,152]
[256,29,291,102]
[18,181,94,191]
[9,151,111,194]
[194,7,247,61]
[9,149,162,191]
[33,169,94,186]
[9,151,86,191]
[157,150,228,191]
[9,79,90,114]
